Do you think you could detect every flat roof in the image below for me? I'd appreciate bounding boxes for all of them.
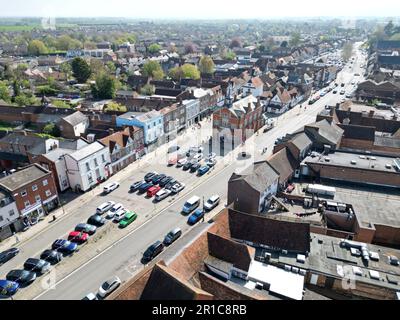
[303,151,400,174]
[0,165,49,191]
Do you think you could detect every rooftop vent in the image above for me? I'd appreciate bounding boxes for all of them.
[359,155,366,159]
[369,270,380,280]
[297,254,306,263]
[352,266,363,276]
[370,252,380,261]
[385,164,392,169]
[351,160,357,165]
[324,157,331,162]
[371,157,377,161]
[389,256,399,266]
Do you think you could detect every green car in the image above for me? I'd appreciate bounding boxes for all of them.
[119,211,138,228]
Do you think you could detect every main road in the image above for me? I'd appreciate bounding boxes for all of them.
[5,43,366,300]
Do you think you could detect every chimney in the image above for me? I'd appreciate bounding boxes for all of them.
[109,128,114,136]
[369,110,375,118]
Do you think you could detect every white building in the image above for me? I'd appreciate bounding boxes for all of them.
[64,141,112,192]
[183,99,200,127]
[0,191,19,240]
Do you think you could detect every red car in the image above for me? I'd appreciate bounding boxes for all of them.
[147,186,161,197]
[68,231,89,244]
[286,184,295,193]
[168,157,179,166]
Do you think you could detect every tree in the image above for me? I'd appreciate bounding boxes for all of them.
[71,57,92,83]
[180,64,200,80]
[184,42,196,54]
[199,56,215,75]
[222,49,236,60]
[384,20,396,38]
[104,101,127,112]
[56,35,82,51]
[229,38,242,49]
[28,40,48,56]
[168,66,184,80]
[290,32,301,48]
[60,62,72,79]
[148,43,162,54]
[140,84,155,96]
[342,41,354,62]
[89,59,106,78]
[106,61,117,74]
[43,123,61,137]
[0,81,11,103]
[92,73,117,99]
[142,60,164,79]
[14,93,39,107]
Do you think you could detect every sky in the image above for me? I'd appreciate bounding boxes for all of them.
[0,0,399,19]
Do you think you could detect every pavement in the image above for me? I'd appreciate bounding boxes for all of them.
[0,43,367,300]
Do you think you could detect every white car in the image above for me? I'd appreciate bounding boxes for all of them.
[171,183,185,194]
[113,209,127,222]
[177,158,188,167]
[83,292,98,300]
[96,201,116,214]
[205,159,217,167]
[207,153,217,160]
[103,182,120,194]
[155,189,172,202]
[204,195,220,211]
[106,203,124,219]
[193,153,203,161]
[97,276,121,298]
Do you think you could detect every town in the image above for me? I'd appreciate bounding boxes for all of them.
[0,12,399,302]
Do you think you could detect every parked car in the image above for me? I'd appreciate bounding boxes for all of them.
[207,153,217,160]
[144,172,158,182]
[103,182,120,194]
[165,179,178,190]
[87,215,106,227]
[163,228,182,246]
[98,276,121,298]
[113,209,127,222]
[52,239,78,254]
[171,182,185,194]
[138,182,153,194]
[0,248,19,265]
[190,163,201,173]
[332,90,338,94]
[188,209,205,225]
[0,279,19,297]
[155,189,172,202]
[205,159,217,167]
[119,211,138,228]
[75,223,97,235]
[340,90,345,95]
[23,258,51,274]
[308,99,315,105]
[182,196,201,215]
[192,153,203,162]
[68,231,89,244]
[6,270,36,286]
[197,165,210,176]
[130,181,145,192]
[183,161,194,171]
[159,176,174,188]
[176,158,188,167]
[204,195,220,211]
[40,250,63,265]
[147,186,161,198]
[96,201,116,215]
[82,292,98,300]
[142,241,164,262]
[152,174,166,185]
[167,145,180,153]
[106,203,124,219]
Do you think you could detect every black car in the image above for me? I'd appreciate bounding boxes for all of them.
[23,258,51,274]
[130,181,145,192]
[163,228,182,246]
[183,161,194,171]
[40,250,63,265]
[159,176,173,188]
[0,248,19,265]
[75,223,97,235]
[87,215,106,227]
[144,172,157,183]
[165,179,178,190]
[142,241,164,263]
[6,269,37,286]
[190,163,201,173]
[152,174,166,185]
[138,182,153,194]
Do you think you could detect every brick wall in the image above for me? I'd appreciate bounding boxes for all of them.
[373,224,400,248]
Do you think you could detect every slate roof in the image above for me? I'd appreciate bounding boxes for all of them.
[267,147,298,183]
[290,132,313,152]
[306,119,344,146]
[61,111,88,126]
[339,124,375,141]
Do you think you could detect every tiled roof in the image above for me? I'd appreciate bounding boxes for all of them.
[267,147,298,183]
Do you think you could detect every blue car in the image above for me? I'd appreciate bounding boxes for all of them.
[197,166,210,176]
[138,182,153,194]
[0,279,19,297]
[52,239,78,255]
[188,209,205,225]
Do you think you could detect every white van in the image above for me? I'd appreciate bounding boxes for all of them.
[182,196,201,215]
[113,209,127,222]
[96,201,116,214]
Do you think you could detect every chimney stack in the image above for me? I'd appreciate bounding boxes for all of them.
[369,110,375,118]
[109,128,114,136]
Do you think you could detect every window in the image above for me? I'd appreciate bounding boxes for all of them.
[147,125,151,130]
[35,195,41,203]
[0,216,3,222]
[102,154,106,163]
[43,179,48,186]
[85,162,90,172]
[9,210,15,216]
[21,190,27,197]
[159,119,161,124]
[45,190,52,197]
[32,185,38,192]
[88,173,93,184]
[24,201,30,208]
[94,158,98,167]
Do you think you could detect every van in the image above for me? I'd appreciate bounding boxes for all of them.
[182,196,201,215]
[113,209,127,222]
[96,201,116,215]
[163,228,182,246]
[142,241,164,262]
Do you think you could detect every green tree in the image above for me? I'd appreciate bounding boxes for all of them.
[90,59,106,78]
[168,66,184,80]
[92,73,117,99]
[52,100,72,109]
[148,43,162,54]
[60,62,72,78]
[71,57,92,83]
[0,81,11,103]
[199,56,215,75]
[14,93,39,106]
[229,38,242,49]
[140,84,155,96]
[384,20,396,37]
[290,32,301,48]
[180,64,200,80]
[106,61,117,74]
[104,101,127,112]
[56,35,82,51]
[222,49,236,60]
[142,60,164,80]
[28,40,48,55]
[43,123,61,137]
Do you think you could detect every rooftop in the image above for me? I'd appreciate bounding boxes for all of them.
[0,164,50,191]
[68,141,106,162]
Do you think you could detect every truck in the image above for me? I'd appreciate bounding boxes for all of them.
[306,184,336,197]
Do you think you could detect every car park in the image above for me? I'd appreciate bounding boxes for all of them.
[152,174,166,185]
[98,276,121,298]
[182,196,201,215]
[142,241,164,262]
[144,172,158,182]
[0,280,19,297]
[155,188,172,202]
[187,209,205,225]
[40,250,63,265]
[87,215,106,227]
[130,181,145,192]
[0,248,19,265]
[177,158,188,167]
[106,203,124,219]
[119,211,138,228]
[103,182,120,194]
[113,209,127,222]
[163,228,182,246]
[6,270,36,286]
[68,231,89,244]
[23,258,51,274]
[171,182,185,194]
[147,185,161,197]
[75,223,97,235]
[52,239,78,254]
[96,201,116,214]
[138,182,153,194]
[159,176,174,187]
[197,165,210,176]
[204,195,220,211]
[190,162,201,173]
